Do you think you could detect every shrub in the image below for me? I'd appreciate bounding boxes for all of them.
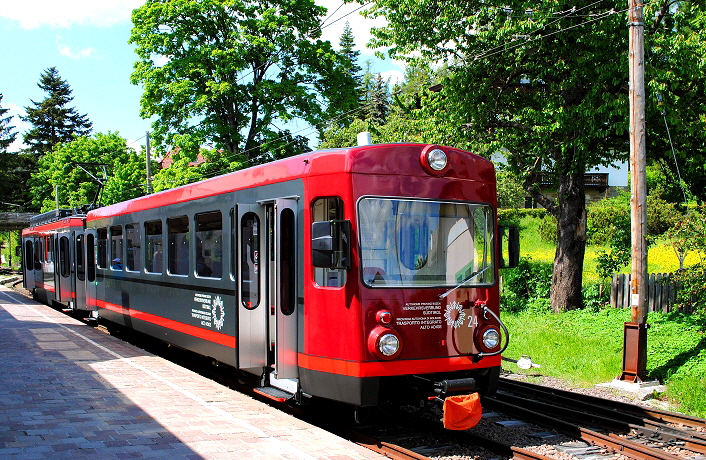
[501,257,553,312]
[586,193,630,246]
[537,214,557,243]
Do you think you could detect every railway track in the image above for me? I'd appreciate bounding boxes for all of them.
[489,377,706,459]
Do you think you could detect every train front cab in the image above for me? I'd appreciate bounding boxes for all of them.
[296,144,519,408]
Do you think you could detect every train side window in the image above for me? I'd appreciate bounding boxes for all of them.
[59,236,70,278]
[86,233,95,282]
[145,220,163,274]
[76,234,85,281]
[195,211,222,279]
[125,223,142,272]
[110,225,123,270]
[241,212,260,309]
[24,241,33,271]
[33,240,40,270]
[97,228,108,269]
[168,216,189,276]
[312,197,346,287]
[280,208,296,315]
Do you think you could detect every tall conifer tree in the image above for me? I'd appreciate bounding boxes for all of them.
[0,94,17,153]
[22,67,92,156]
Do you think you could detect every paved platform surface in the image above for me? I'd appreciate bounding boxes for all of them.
[0,286,385,459]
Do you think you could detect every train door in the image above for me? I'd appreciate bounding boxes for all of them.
[22,237,35,290]
[272,198,298,379]
[74,233,87,310]
[85,229,98,311]
[236,199,299,381]
[236,204,268,374]
[55,231,73,305]
[34,238,42,288]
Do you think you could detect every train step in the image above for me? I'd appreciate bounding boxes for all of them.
[254,386,294,402]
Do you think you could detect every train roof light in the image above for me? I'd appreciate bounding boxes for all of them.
[427,149,448,171]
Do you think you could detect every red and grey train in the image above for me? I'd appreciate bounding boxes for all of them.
[22,142,519,412]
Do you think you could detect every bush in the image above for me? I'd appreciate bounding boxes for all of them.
[498,208,550,227]
[538,214,557,243]
[586,193,630,246]
[501,257,553,312]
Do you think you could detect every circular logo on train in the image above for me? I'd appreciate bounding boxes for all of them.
[212,296,225,331]
[444,301,466,328]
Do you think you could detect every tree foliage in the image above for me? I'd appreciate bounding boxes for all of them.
[30,132,147,211]
[365,0,706,311]
[0,94,17,153]
[129,0,358,163]
[21,67,92,156]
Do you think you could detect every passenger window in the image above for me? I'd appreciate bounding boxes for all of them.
[313,197,345,287]
[25,241,34,271]
[110,225,123,270]
[97,228,108,269]
[76,234,85,281]
[87,233,95,282]
[33,241,40,270]
[241,212,260,309]
[125,223,142,272]
[59,236,70,278]
[195,211,222,278]
[145,220,163,274]
[168,216,189,276]
[280,208,296,315]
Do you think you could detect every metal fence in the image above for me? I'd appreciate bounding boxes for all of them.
[610,273,691,313]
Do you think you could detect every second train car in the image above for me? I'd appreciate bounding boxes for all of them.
[22,142,519,410]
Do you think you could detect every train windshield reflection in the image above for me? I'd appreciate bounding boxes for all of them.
[358,198,495,287]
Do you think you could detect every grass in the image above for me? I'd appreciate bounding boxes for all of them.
[503,215,706,417]
[501,308,706,417]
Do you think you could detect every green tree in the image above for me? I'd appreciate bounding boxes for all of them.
[366,1,706,311]
[21,67,92,156]
[31,132,146,211]
[0,94,17,153]
[129,0,358,163]
[0,153,36,212]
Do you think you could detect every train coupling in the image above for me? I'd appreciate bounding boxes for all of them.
[431,378,482,431]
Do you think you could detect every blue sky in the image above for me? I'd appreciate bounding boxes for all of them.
[0,1,404,153]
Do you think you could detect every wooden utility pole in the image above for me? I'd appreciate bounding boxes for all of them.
[146,131,152,194]
[619,0,649,383]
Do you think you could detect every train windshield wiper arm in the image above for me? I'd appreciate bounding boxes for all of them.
[439,265,491,299]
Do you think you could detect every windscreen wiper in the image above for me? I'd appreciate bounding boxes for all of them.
[439,265,491,299]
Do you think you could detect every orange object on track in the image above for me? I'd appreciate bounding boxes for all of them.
[443,393,482,430]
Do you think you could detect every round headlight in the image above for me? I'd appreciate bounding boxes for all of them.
[427,149,448,171]
[482,328,501,350]
[379,333,400,356]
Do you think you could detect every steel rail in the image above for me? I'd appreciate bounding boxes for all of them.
[484,397,682,460]
[493,391,706,455]
[499,378,706,430]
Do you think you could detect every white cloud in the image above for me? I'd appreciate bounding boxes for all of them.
[57,37,95,60]
[1,0,145,29]
[316,0,385,52]
[380,70,404,86]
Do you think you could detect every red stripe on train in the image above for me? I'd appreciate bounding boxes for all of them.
[297,353,500,378]
[96,300,235,348]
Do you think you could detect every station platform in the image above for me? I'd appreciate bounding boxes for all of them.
[0,285,385,459]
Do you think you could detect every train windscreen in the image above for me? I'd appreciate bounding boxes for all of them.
[358,198,495,287]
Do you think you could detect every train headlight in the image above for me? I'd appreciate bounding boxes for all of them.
[368,327,402,360]
[482,328,500,350]
[427,149,448,171]
[379,333,400,356]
